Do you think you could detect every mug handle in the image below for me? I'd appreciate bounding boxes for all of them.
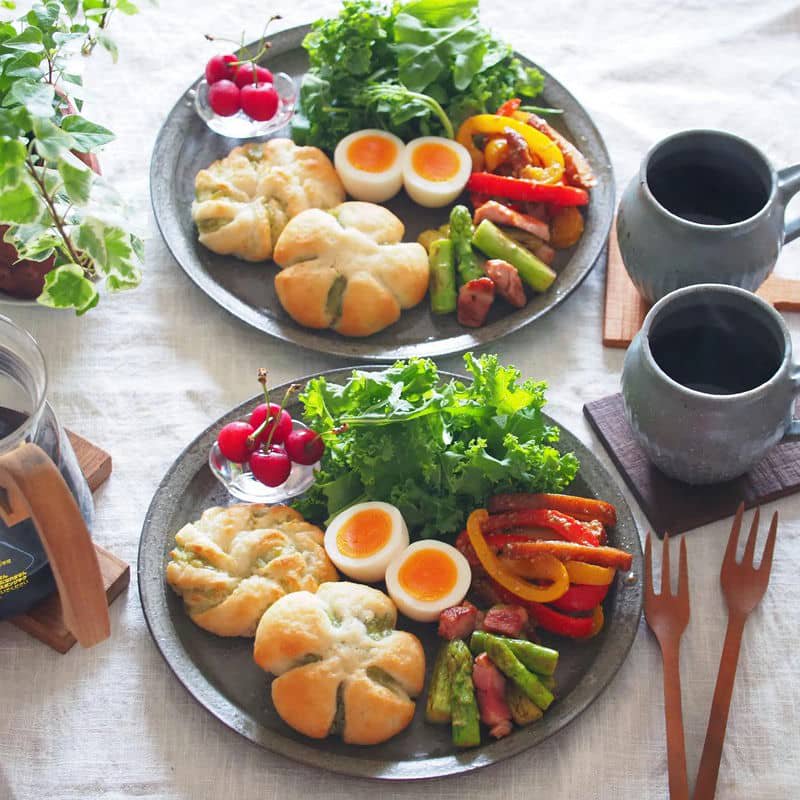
[778,165,800,244]
[0,443,110,647]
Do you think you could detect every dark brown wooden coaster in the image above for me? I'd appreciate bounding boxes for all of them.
[583,393,800,536]
[6,432,129,652]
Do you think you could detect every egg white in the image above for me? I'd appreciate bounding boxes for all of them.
[334,129,405,203]
[384,540,472,622]
[324,501,409,583]
[402,137,472,208]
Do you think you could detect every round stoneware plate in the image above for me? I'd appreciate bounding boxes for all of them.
[138,367,642,781]
[149,25,615,360]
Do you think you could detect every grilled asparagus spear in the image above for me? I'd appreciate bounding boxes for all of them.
[484,637,554,711]
[470,631,559,676]
[450,205,483,285]
[506,682,544,726]
[446,639,480,748]
[428,238,457,315]
[426,644,452,724]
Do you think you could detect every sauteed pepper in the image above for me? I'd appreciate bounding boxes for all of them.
[467,172,589,206]
[456,114,564,182]
[466,509,569,604]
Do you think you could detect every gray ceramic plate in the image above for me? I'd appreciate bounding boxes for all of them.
[149,25,615,360]
[138,367,642,780]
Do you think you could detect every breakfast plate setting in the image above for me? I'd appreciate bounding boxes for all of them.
[3,0,798,797]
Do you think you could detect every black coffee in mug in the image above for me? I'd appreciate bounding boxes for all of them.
[646,140,770,226]
[649,303,783,395]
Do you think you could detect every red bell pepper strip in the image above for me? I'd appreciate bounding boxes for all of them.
[526,601,595,639]
[467,172,590,207]
[487,579,596,639]
[496,98,522,117]
[482,509,602,547]
[550,582,610,613]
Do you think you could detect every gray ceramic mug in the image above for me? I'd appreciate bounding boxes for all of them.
[621,284,800,485]
[617,130,800,303]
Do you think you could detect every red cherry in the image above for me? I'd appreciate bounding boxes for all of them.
[234,63,274,88]
[217,420,256,463]
[205,54,238,84]
[240,82,279,122]
[208,80,240,116]
[249,403,292,444]
[250,445,292,487]
[284,429,325,465]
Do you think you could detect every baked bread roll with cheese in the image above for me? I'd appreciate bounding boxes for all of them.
[254,582,425,745]
[273,202,429,337]
[192,139,345,262]
[165,504,338,637]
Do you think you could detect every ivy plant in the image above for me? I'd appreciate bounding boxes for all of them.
[0,0,143,313]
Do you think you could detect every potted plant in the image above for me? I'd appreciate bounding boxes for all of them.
[0,0,144,313]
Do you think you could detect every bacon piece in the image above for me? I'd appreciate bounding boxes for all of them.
[503,127,533,174]
[482,604,529,637]
[484,259,526,308]
[533,242,556,266]
[524,112,597,190]
[437,602,479,640]
[474,200,550,242]
[489,493,618,527]
[472,652,512,738]
[502,539,633,571]
[457,277,495,327]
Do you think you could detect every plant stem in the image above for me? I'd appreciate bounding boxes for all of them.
[25,158,94,278]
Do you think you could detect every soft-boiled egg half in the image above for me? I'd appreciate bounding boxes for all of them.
[334,129,405,203]
[402,137,472,208]
[385,540,472,622]
[324,501,410,583]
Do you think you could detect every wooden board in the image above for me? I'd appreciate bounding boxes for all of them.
[583,393,800,535]
[9,544,129,653]
[603,216,800,348]
[6,432,128,653]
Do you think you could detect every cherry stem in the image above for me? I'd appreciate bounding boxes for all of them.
[263,383,300,450]
[246,369,273,449]
[206,15,282,69]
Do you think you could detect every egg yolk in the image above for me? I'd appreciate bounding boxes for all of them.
[347,135,398,173]
[397,549,458,601]
[411,143,460,182]
[336,508,393,558]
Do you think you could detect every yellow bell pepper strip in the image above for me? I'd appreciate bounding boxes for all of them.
[468,172,589,207]
[484,137,509,171]
[588,605,604,637]
[466,509,569,604]
[564,560,616,586]
[456,114,564,179]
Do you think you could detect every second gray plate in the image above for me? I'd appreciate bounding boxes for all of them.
[138,367,642,781]
[149,24,615,360]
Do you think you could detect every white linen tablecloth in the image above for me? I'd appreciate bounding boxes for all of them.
[2,1,800,797]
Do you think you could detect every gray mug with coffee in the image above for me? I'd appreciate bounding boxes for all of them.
[617,129,800,303]
[621,284,800,485]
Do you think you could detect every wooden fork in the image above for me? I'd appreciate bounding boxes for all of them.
[644,533,690,800]
[693,504,778,800]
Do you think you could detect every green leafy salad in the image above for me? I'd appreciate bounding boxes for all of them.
[294,354,579,541]
[292,0,545,150]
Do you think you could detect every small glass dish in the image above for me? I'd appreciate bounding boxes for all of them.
[208,419,318,504]
[193,71,297,138]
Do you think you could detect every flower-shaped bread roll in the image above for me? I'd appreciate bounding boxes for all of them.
[253,582,426,745]
[272,202,429,337]
[165,504,338,637]
[191,139,344,262]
